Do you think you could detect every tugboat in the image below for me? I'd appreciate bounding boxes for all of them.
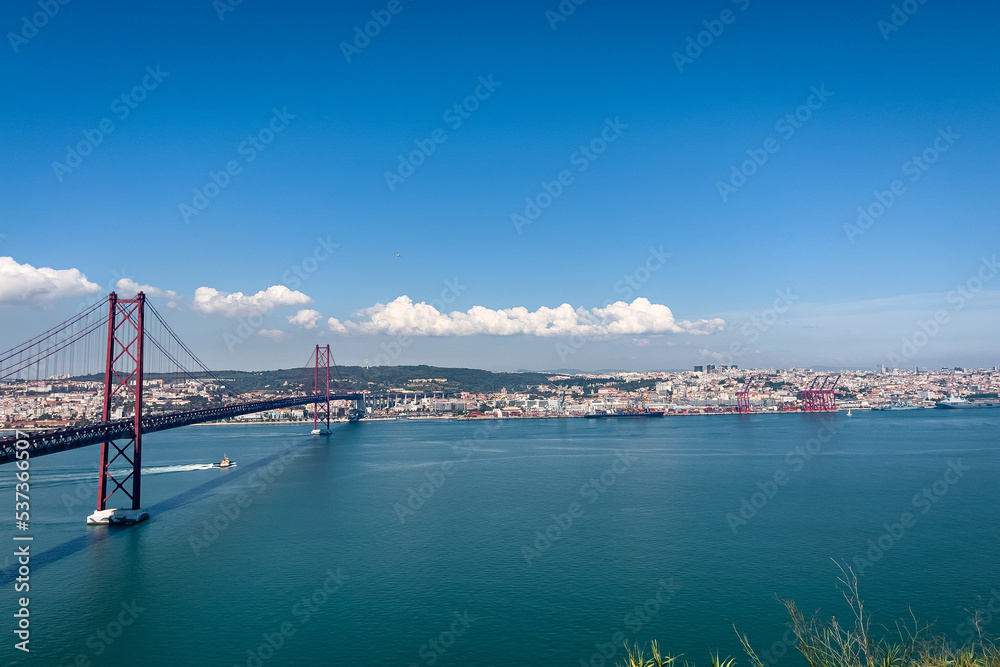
[217,453,236,468]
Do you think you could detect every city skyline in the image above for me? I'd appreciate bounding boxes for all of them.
[2,0,998,372]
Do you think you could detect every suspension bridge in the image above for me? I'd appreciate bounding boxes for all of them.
[0,291,365,525]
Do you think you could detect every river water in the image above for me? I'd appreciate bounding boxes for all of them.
[2,410,998,666]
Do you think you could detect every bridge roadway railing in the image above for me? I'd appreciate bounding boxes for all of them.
[0,393,362,465]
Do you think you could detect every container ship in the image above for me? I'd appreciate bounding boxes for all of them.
[584,408,665,418]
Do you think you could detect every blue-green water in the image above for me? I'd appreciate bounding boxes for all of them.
[2,411,999,666]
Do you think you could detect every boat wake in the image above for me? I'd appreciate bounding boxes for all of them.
[5,463,220,489]
[139,464,217,475]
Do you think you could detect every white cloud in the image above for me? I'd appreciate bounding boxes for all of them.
[698,348,728,362]
[258,329,285,341]
[287,309,322,329]
[327,296,725,337]
[116,278,180,307]
[0,256,101,304]
[192,285,313,317]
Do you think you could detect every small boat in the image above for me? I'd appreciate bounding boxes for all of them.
[217,454,236,468]
[846,409,852,416]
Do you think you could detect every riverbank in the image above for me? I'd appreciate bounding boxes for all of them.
[0,406,936,436]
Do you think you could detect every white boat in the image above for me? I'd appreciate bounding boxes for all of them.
[846,409,852,416]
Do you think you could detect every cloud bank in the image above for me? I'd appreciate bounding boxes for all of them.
[257,329,286,341]
[0,256,101,304]
[116,278,180,307]
[327,296,725,337]
[287,309,322,329]
[192,285,313,317]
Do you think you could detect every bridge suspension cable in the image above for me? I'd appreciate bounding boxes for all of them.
[0,297,109,382]
[144,302,235,395]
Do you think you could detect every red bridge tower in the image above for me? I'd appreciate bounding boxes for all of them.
[90,292,149,526]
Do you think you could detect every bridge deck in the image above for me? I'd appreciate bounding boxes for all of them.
[0,393,362,465]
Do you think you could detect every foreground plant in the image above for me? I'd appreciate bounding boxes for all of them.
[618,640,737,667]
[618,565,1000,667]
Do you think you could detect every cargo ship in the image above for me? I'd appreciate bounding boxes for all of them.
[584,408,665,418]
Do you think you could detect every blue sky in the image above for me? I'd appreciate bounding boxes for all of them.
[1,0,998,372]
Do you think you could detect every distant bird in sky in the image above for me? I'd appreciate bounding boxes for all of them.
[394,253,401,257]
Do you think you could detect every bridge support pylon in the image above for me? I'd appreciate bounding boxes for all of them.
[312,344,332,435]
[348,394,365,422]
[88,292,149,526]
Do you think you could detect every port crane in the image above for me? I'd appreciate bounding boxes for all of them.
[736,375,761,413]
[802,374,840,412]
